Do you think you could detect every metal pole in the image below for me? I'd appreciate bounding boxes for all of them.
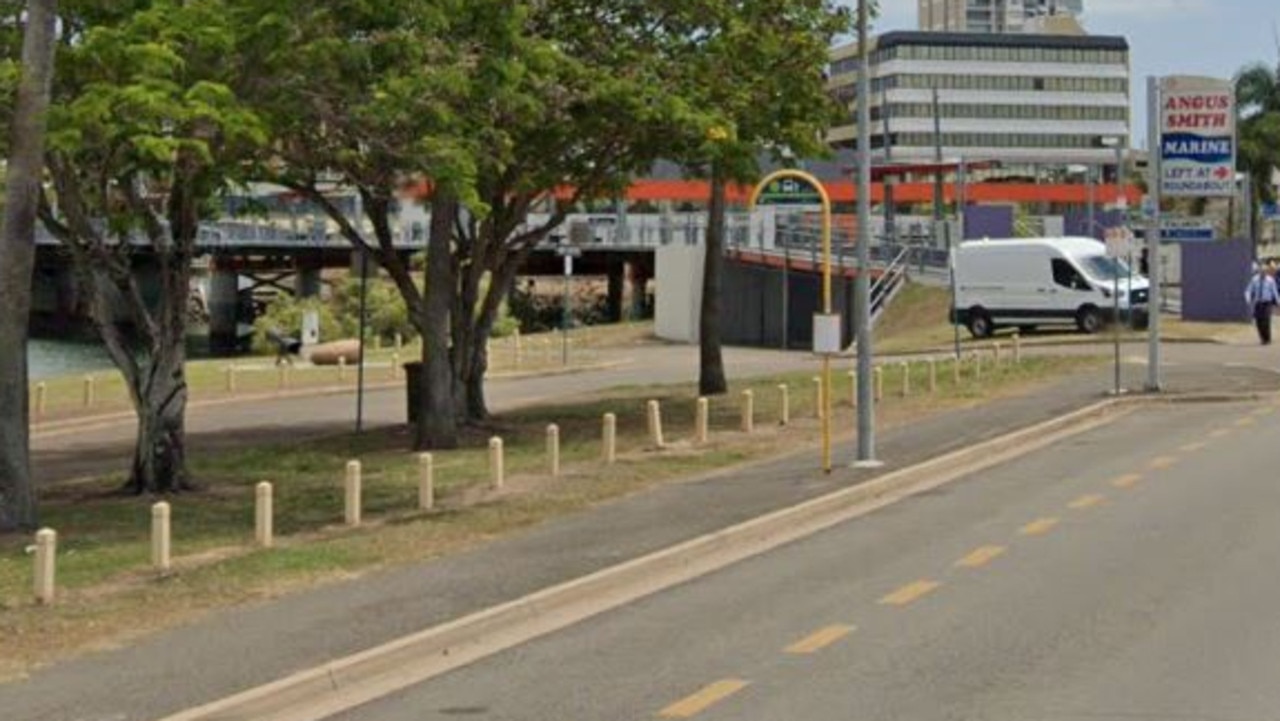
[356,249,368,433]
[1145,76,1162,391]
[1087,166,1096,239]
[854,0,878,466]
[562,253,571,365]
[931,86,944,222]
[953,158,965,359]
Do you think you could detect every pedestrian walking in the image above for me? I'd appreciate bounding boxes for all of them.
[1244,262,1280,345]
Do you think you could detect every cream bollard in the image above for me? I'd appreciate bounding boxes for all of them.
[82,375,95,408]
[33,529,57,605]
[778,384,790,426]
[740,390,755,434]
[695,397,710,445]
[546,424,561,478]
[255,482,274,548]
[34,382,47,419]
[344,460,362,526]
[646,400,665,449]
[489,437,505,490]
[418,453,434,511]
[602,413,617,464]
[151,502,172,573]
[338,356,348,383]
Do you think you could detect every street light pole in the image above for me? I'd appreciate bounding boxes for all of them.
[854,0,878,466]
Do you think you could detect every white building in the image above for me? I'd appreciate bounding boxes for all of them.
[828,30,1130,169]
[919,0,1084,34]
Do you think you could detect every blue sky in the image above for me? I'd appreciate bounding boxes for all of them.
[869,0,1280,147]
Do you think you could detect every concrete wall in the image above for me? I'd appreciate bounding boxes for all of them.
[655,244,704,343]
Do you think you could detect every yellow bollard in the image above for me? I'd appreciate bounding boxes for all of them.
[33,528,56,605]
[695,397,709,445]
[489,437,505,490]
[418,454,434,511]
[82,375,95,408]
[151,502,172,573]
[778,384,790,426]
[344,460,362,526]
[741,389,755,434]
[602,413,617,464]
[646,400,665,449]
[546,424,561,478]
[255,482,274,548]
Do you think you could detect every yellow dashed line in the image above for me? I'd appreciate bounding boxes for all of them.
[1112,473,1143,489]
[1068,494,1106,510]
[1020,518,1060,536]
[1178,442,1207,453]
[659,680,750,719]
[784,625,856,655]
[879,580,942,606]
[955,545,1007,569]
[1147,456,1178,471]
[1234,417,1257,428]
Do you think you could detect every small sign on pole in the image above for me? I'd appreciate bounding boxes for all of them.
[812,314,843,356]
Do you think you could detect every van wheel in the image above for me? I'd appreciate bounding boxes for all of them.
[967,309,994,338]
[1076,306,1103,334]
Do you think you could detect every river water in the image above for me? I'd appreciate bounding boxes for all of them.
[28,338,114,380]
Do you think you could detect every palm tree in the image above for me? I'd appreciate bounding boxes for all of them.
[1236,61,1280,236]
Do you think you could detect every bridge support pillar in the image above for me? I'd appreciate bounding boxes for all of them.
[606,264,625,323]
[625,262,650,321]
[208,266,239,356]
[295,265,322,299]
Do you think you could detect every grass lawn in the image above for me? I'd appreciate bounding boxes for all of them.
[0,352,1101,678]
[875,284,1251,355]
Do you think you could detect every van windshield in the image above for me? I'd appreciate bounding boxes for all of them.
[1079,255,1132,281]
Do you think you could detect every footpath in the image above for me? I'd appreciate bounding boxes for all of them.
[3,357,1279,721]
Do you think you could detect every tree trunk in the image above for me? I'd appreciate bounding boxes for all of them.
[0,0,58,533]
[128,347,190,494]
[698,165,728,396]
[415,193,459,450]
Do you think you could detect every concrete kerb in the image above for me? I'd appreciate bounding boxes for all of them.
[155,394,1146,721]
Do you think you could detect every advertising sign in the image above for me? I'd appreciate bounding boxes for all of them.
[1159,76,1236,197]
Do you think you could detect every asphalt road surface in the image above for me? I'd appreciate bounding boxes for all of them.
[326,398,1280,721]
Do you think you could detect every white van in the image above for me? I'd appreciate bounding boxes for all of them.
[951,237,1150,338]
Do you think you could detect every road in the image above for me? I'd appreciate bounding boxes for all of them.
[326,397,1280,721]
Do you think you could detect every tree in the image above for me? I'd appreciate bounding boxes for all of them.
[1237,60,1280,236]
[661,1,849,395]
[38,0,264,493]
[0,0,57,532]
[240,0,696,443]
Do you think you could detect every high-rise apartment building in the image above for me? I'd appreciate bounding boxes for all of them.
[827,30,1129,167]
[919,0,1083,33]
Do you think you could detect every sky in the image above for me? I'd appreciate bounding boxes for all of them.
[868,0,1280,148]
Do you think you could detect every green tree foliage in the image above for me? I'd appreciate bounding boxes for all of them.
[38,0,265,493]
[1237,61,1280,220]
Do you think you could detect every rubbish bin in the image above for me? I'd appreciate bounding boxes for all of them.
[404,361,422,424]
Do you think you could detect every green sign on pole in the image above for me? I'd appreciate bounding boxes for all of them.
[756,176,824,206]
